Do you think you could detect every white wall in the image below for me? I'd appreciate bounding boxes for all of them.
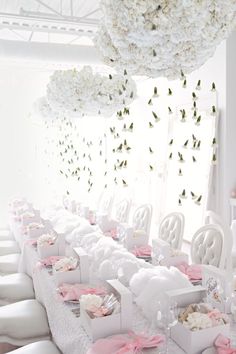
[0,38,233,227]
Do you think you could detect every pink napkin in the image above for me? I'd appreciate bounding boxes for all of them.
[215,334,236,353]
[176,262,202,280]
[87,331,165,354]
[131,245,152,257]
[36,256,64,269]
[24,239,37,246]
[104,228,118,239]
[58,283,107,302]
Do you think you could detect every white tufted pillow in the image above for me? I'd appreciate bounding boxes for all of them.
[159,213,183,249]
[191,227,223,267]
[132,205,152,234]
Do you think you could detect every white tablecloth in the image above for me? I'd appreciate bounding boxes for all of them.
[18,243,185,354]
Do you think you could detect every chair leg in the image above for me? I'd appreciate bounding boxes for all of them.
[0,343,19,354]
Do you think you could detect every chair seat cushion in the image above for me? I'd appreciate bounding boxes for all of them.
[0,300,50,340]
[0,273,34,305]
[0,240,20,256]
[7,341,61,354]
[0,254,20,274]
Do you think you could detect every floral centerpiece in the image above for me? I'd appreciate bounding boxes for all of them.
[80,293,120,318]
[53,257,78,272]
[179,303,229,331]
[37,233,57,247]
[46,66,136,117]
[95,0,236,79]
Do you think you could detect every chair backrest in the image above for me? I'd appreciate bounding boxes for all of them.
[98,191,114,217]
[132,204,153,235]
[115,199,131,223]
[191,224,227,269]
[205,210,233,271]
[158,212,185,250]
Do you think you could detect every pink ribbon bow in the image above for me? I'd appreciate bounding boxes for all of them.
[58,283,107,302]
[215,334,236,354]
[131,245,152,257]
[86,331,165,354]
[176,262,202,280]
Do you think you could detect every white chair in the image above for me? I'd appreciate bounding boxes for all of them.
[191,224,227,269]
[115,198,131,223]
[0,253,20,274]
[132,204,153,235]
[0,273,35,305]
[6,341,61,354]
[0,300,50,346]
[158,212,185,250]
[0,240,20,256]
[205,210,233,271]
[97,190,114,217]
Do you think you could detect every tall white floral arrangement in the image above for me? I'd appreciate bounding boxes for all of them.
[95,0,236,79]
[46,66,137,117]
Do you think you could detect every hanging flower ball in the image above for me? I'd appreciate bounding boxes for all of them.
[46,66,137,117]
[95,0,236,79]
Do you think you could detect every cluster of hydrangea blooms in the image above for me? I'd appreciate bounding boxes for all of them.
[45,66,136,117]
[95,0,236,79]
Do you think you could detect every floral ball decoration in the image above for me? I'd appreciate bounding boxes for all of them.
[46,66,137,117]
[95,0,236,79]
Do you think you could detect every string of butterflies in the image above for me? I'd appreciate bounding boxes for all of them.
[43,73,218,205]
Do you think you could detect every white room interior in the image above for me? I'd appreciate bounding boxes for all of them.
[0,1,236,354]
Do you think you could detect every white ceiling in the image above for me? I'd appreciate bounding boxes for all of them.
[0,0,101,44]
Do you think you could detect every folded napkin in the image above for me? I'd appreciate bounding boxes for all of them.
[176,262,202,280]
[215,334,236,354]
[58,283,107,302]
[131,245,152,257]
[104,228,118,239]
[24,239,37,246]
[86,331,165,354]
[36,256,64,269]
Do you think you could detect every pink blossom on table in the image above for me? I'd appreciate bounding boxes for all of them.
[86,331,165,354]
[53,257,78,272]
[208,309,229,326]
[131,245,152,257]
[36,255,64,269]
[214,334,236,353]
[176,262,202,280]
[104,228,118,239]
[37,233,56,247]
[58,283,108,302]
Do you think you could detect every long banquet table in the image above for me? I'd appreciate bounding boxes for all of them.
[14,229,185,354]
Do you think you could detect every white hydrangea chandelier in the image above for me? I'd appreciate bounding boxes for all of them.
[46,66,137,117]
[95,0,236,79]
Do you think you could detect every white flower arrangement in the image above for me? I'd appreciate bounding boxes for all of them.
[179,303,229,331]
[80,294,103,312]
[37,233,56,247]
[95,0,236,79]
[183,312,212,331]
[53,256,78,272]
[46,66,136,117]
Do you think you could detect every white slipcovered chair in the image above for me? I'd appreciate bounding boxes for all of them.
[0,253,20,274]
[97,190,114,217]
[115,198,131,223]
[0,273,35,305]
[205,210,233,271]
[158,212,185,250]
[0,240,20,256]
[0,300,50,346]
[6,341,61,354]
[132,204,153,235]
[191,224,227,269]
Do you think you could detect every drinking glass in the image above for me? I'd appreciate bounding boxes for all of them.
[156,300,178,353]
